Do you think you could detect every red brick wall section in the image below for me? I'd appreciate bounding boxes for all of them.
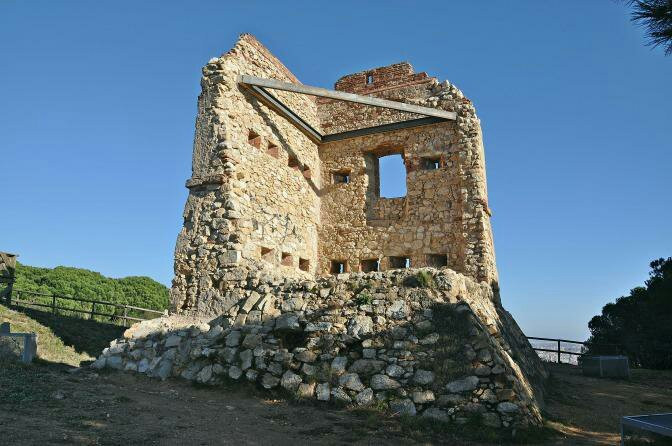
[333,62,432,95]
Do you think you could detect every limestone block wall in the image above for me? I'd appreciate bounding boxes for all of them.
[317,66,496,284]
[172,34,497,314]
[96,268,546,429]
[172,34,322,313]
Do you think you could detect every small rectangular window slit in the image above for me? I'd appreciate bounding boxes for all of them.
[260,247,274,261]
[288,155,300,170]
[267,142,280,158]
[330,260,347,274]
[281,252,293,266]
[332,171,350,184]
[248,130,262,149]
[299,258,310,272]
[360,259,380,273]
[389,256,411,269]
[422,157,441,170]
[426,254,448,268]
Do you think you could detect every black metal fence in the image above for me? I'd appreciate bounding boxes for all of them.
[527,336,586,364]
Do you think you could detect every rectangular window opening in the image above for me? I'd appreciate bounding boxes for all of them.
[332,170,350,184]
[260,247,274,261]
[422,156,441,170]
[360,259,380,273]
[378,153,407,198]
[389,256,411,269]
[330,260,347,274]
[281,252,293,266]
[426,254,448,268]
[248,130,262,149]
[267,142,280,159]
[299,258,310,272]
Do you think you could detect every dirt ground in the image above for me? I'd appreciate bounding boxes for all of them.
[1,361,671,445]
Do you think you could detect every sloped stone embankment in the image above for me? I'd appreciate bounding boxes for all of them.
[95,268,546,429]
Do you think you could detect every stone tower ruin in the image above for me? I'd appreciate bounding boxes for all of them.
[97,34,547,429]
[171,34,497,315]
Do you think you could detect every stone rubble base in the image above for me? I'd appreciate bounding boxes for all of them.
[94,267,545,429]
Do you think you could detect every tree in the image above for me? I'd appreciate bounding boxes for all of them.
[12,263,170,323]
[623,0,672,55]
[586,257,672,369]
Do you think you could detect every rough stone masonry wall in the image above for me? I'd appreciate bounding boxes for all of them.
[317,64,497,284]
[96,268,546,429]
[143,34,547,431]
[172,34,321,314]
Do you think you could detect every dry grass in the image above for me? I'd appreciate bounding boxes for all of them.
[0,304,92,366]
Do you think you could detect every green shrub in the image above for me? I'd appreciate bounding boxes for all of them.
[356,291,373,306]
[416,270,436,289]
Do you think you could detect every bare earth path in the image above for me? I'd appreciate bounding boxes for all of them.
[2,361,671,445]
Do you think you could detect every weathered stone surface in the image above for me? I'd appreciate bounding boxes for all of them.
[316,383,330,401]
[261,373,280,389]
[297,382,315,398]
[242,334,263,349]
[280,370,302,391]
[295,350,317,363]
[349,360,385,375]
[275,313,300,331]
[154,359,173,380]
[196,365,213,383]
[338,373,365,392]
[331,387,351,403]
[164,335,182,348]
[371,374,401,390]
[331,356,348,374]
[497,402,519,414]
[355,388,374,406]
[390,399,416,416]
[413,370,435,385]
[347,315,373,338]
[106,356,123,370]
[422,408,449,421]
[446,376,480,393]
[386,364,405,378]
[225,331,241,347]
[412,390,435,404]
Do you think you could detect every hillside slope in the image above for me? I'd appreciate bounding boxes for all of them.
[0,304,92,366]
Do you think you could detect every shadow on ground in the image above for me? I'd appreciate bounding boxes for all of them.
[16,307,124,357]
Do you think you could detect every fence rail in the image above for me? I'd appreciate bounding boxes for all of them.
[7,288,166,327]
[526,336,586,364]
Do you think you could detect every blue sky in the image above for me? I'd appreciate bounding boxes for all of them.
[1,1,670,341]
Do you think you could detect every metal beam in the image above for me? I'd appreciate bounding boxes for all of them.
[238,75,456,120]
[240,84,323,143]
[322,117,448,143]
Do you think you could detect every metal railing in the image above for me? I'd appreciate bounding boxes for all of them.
[527,336,587,364]
[7,288,166,327]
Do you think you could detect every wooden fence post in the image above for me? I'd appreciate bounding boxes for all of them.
[557,340,561,364]
[90,302,96,320]
[52,295,57,315]
[123,306,128,327]
[5,280,13,306]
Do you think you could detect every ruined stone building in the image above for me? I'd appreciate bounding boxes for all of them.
[172,34,497,313]
[97,35,546,428]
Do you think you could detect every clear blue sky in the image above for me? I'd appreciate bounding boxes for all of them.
[2,1,670,341]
